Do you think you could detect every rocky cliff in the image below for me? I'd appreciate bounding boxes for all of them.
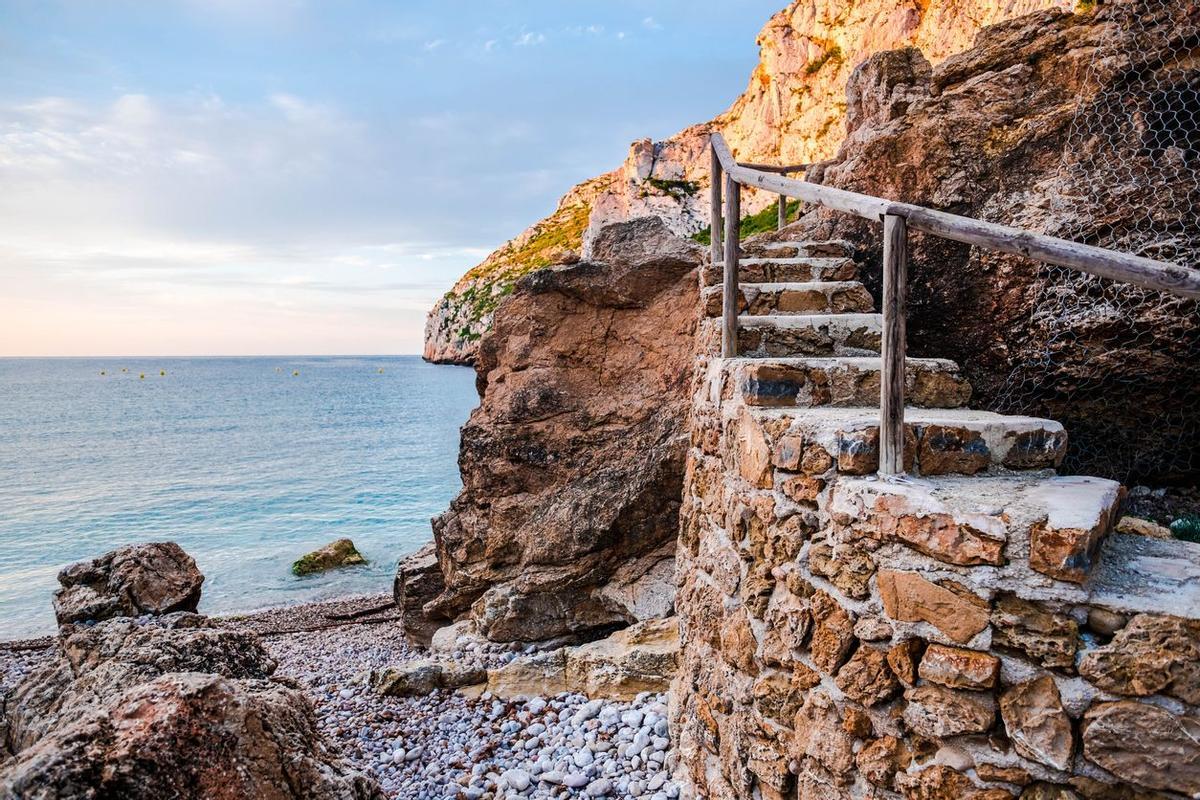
[423,0,1074,365]
[789,1,1200,483]
[426,219,703,642]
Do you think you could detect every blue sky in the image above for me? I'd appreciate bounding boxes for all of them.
[0,0,781,356]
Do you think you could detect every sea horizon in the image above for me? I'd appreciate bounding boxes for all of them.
[0,355,477,640]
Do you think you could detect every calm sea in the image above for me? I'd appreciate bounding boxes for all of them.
[0,356,477,640]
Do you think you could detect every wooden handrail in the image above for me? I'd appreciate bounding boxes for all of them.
[709,131,1200,478]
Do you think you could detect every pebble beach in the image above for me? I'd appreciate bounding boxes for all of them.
[2,594,682,800]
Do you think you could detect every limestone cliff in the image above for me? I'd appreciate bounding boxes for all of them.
[423,0,1073,365]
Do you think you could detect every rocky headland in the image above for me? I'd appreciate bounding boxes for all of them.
[424,0,1075,367]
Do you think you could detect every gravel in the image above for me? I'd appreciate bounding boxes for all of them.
[1,594,682,800]
[263,613,682,800]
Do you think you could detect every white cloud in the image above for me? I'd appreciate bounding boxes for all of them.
[513,31,546,47]
[423,39,446,52]
[642,17,663,31]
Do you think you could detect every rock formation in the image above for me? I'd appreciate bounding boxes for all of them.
[292,537,368,576]
[789,2,1200,482]
[424,0,1072,366]
[2,543,382,800]
[426,218,702,642]
[53,541,204,625]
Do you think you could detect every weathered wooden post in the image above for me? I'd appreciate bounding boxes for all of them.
[880,213,908,476]
[709,145,723,268]
[778,194,787,230]
[722,174,741,358]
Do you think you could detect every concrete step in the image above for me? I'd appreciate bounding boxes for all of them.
[830,473,1123,586]
[703,281,875,318]
[754,406,1067,476]
[737,314,882,357]
[728,356,972,409]
[700,257,859,286]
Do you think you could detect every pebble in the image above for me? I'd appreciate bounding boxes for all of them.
[247,604,683,800]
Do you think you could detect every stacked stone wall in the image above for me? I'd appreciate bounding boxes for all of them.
[671,357,1200,799]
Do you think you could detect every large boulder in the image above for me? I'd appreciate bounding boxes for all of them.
[796,3,1200,483]
[428,218,701,642]
[53,542,204,625]
[4,542,382,799]
[4,613,276,753]
[1,672,381,800]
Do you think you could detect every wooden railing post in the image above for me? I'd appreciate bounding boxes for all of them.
[710,146,723,268]
[777,194,787,230]
[880,213,908,477]
[722,174,741,358]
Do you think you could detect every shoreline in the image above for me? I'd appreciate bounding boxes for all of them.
[0,590,400,651]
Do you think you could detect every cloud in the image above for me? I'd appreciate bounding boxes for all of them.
[423,38,446,52]
[642,17,663,31]
[513,31,546,47]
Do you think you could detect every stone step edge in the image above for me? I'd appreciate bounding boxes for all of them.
[830,474,1123,586]
[753,405,1067,475]
[727,356,972,409]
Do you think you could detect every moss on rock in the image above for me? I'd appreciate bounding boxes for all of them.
[292,538,367,577]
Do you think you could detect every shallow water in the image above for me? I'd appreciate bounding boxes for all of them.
[0,356,476,639]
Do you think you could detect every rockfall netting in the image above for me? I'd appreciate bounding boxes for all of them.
[993,0,1200,490]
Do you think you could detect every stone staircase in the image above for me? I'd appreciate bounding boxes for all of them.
[675,234,1200,799]
[696,236,1124,585]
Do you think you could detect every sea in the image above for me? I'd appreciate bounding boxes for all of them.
[0,356,477,640]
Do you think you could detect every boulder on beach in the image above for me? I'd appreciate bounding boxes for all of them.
[292,538,367,576]
[2,541,383,800]
[1,672,382,800]
[485,618,680,701]
[53,541,204,626]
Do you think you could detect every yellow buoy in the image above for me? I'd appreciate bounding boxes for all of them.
[292,370,300,377]
[139,373,145,380]
[100,370,106,376]
[160,370,166,376]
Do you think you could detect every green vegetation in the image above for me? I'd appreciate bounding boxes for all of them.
[646,178,700,199]
[804,46,844,76]
[1170,515,1200,544]
[1075,0,1097,12]
[445,201,593,346]
[691,199,803,246]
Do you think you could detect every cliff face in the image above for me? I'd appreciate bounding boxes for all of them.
[423,0,1073,365]
[793,1,1200,483]
[427,219,703,642]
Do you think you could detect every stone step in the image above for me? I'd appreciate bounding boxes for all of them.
[703,282,875,318]
[737,239,855,259]
[727,356,972,409]
[700,257,859,286]
[830,473,1123,586]
[754,406,1067,476]
[737,314,882,357]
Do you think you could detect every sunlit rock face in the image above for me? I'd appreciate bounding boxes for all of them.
[423,0,1071,365]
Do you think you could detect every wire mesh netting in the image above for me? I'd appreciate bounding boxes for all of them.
[992,0,1200,495]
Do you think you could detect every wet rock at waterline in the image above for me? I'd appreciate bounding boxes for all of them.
[293,537,368,576]
[52,541,204,626]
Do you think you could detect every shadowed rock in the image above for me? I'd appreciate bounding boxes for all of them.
[53,542,204,626]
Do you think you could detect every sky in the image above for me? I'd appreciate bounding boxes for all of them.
[0,0,782,357]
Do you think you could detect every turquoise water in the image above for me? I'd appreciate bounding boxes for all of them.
[0,356,476,640]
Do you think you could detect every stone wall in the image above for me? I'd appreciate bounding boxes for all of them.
[670,356,1200,799]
